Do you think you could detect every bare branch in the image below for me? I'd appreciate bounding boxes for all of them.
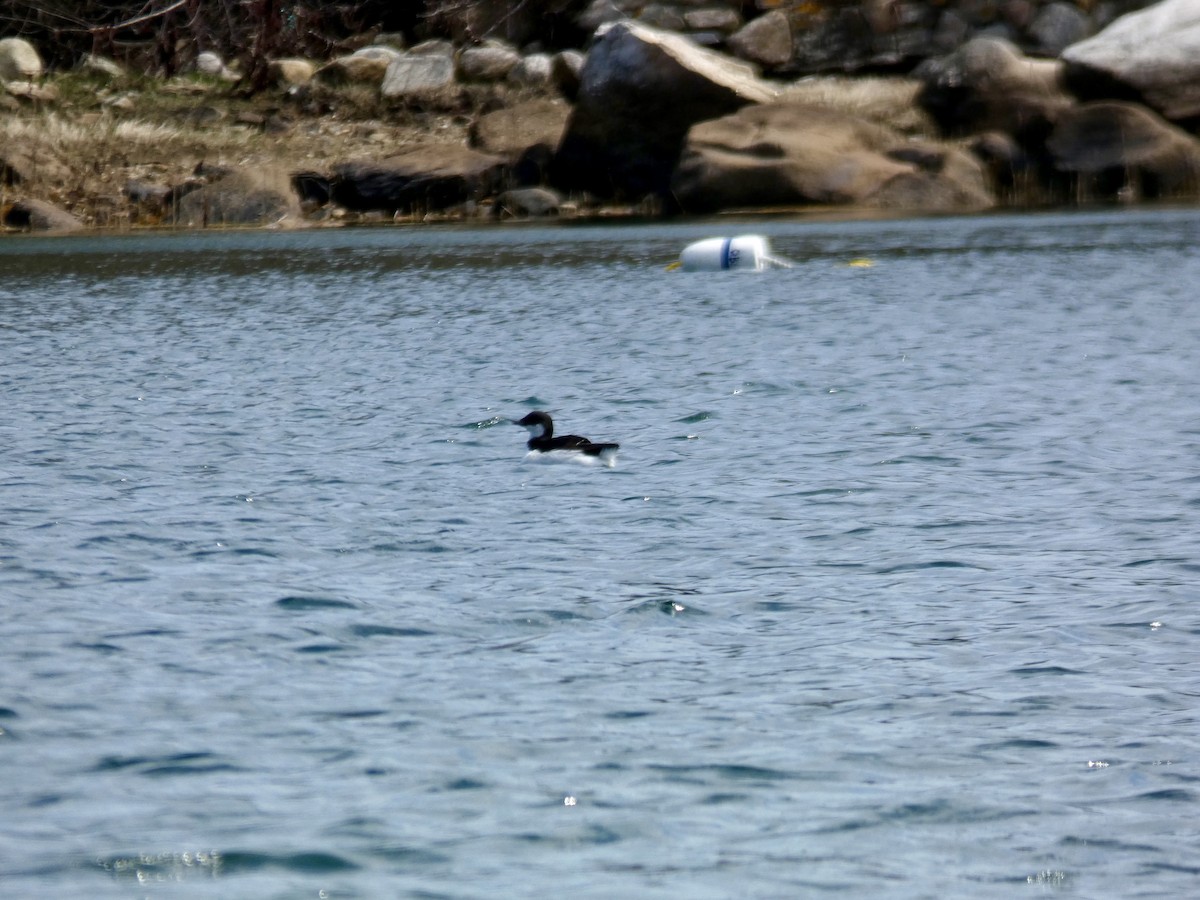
[96,0,191,33]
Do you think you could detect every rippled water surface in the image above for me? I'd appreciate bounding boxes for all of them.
[2,210,1199,897]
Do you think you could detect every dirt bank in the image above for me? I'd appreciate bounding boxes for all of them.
[2,70,498,231]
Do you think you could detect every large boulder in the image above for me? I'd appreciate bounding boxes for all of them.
[551,20,776,200]
[171,167,301,227]
[469,99,571,185]
[1046,100,1200,199]
[3,197,83,232]
[0,37,42,82]
[670,102,994,213]
[1062,0,1200,124]
[917,37,1074,143]
[330,145,507,213]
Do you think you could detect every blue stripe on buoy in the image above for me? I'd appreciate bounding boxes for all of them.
[720,238,732,270]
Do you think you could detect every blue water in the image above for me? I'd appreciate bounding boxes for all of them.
[2,210,1199,897]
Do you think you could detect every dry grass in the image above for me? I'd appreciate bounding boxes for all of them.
[2,69,477,227]
[778,76,935,136]
[2,113,255,164]
[3,110,260,226]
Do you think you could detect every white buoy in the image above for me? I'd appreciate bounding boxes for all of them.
[676,235,792,272]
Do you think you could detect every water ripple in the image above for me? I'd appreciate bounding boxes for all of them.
[3,210,1200,898]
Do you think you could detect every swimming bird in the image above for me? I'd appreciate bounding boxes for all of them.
[515,411,620,465]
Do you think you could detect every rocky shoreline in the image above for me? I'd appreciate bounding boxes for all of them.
[2,0,1199,234]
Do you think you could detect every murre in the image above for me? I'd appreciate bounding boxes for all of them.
[515,411,620,467]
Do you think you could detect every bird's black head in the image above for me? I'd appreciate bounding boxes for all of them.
[515,410,553,437]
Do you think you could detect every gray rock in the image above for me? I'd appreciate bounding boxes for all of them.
[352,45,404,64]
[172,168,301,227]
[975,22,1018,43]
[3,197,83,231]
[684,7,743,33]
[551,50,586,100]
[410,40,455,57]
[1047,100,1200,199]
[790,5,932,73]
[552,20,776,199]
[727,11,793,69]
[862,0,903,35]
[872,143,997,209]
[1001,0,1037,31]
[969,130,1035,197]
[470,98,569,157]
[195,50,237,81]
[458,44,521,82]
[509,53,553,89]
[639,4,687,32]
[917,37,1072,139]
[470,98,571,184]
[670,102,993,213]
[492,187,562,218]
[373,33,408,51]
[0,37,42,82]
[1029,2,1092,56]
[381,53,457,99]
[577,0,628,32]
[932,10,972,53]
[4,81,57,103]
[686,31,727,48]
[956,0,1001,27]
[291,171,332,207]
[331,145,507,213]
[1062,0,1200,122]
